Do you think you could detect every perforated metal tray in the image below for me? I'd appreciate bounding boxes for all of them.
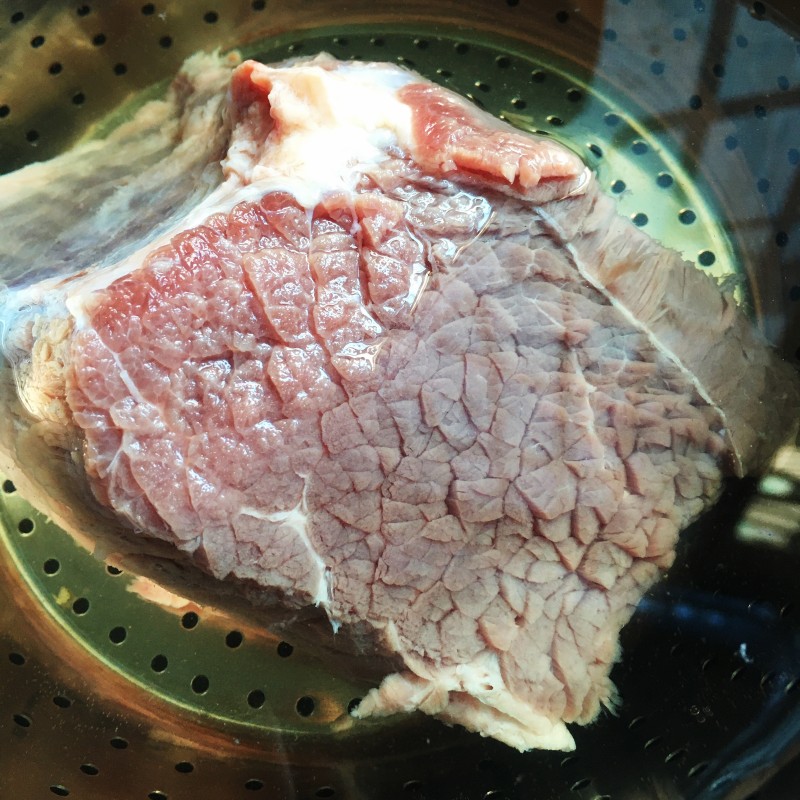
[1,2,799,799]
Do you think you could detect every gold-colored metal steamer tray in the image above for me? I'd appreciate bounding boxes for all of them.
[1,1,800,799]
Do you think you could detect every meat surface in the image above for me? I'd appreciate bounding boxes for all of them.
[0,52,797,752]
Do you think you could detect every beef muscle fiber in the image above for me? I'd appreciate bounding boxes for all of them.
[0,52,797,751]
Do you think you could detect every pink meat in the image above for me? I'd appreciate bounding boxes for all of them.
[398,82,589,201]
[34,56,798,751]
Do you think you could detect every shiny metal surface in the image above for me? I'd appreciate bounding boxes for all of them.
[1,2,799,798]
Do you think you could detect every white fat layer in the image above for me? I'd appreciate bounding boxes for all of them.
[225,61,414,206]
[355,643,576,751]
[239,479,332,614]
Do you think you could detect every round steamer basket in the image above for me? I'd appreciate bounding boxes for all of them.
[1,1,799,798]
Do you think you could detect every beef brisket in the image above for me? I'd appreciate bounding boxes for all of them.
[0,53,797,751]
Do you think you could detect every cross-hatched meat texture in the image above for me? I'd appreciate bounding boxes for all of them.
[0,52,797,752]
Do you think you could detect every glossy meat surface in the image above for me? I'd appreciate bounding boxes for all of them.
[1,53,797,752]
